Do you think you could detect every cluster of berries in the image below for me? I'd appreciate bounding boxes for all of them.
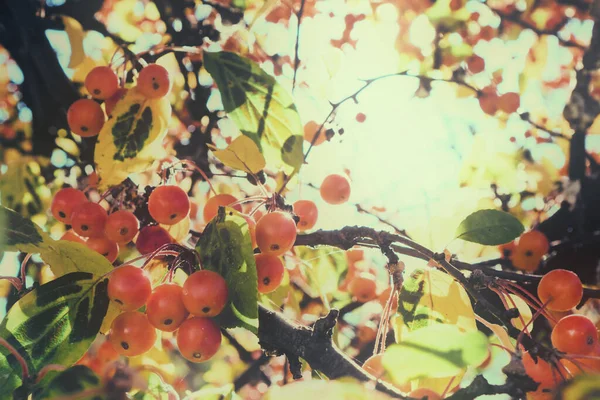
[106,265,227,362]
[522,269,600,393]
[67,63,171,138]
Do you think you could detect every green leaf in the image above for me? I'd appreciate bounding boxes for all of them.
[0,272,110,396]
[382,323,489,383]
[35,365,105,400]
[203,51,304,173]
[0,205,114,276]
[207,135,266,174]
[454,209,524,245]
[113,103,153,161]
[0,206,44,250]
[195,207,258,333]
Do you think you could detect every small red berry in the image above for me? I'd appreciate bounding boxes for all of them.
[135,225,174,254]
[255,254,285,293]
[293,200,318,231]
[104,210,139,244]
[108,265,152,311]
[349,272,377,303]
[85,237,119,263]
[148,186,190,225]
[137,64,172,99]
[467,55,485,74]
[67,99,105,137]
[537,269,583,312]
[51,188,88,224]
[85,66,119,100]
[551,315,598,355]
[146,284,189,332]
[182,270,228,317]
[356,112,366,123]
[176,317,222,363]
[255,211,297,256]
[320,174,351,205]
[70,202,108,238]
[108,311,156,357]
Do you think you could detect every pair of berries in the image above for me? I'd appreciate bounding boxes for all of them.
[67,64,171,137]
[107,266,228,362]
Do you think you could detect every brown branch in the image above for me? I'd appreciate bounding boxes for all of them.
[257,306,406,399]
[292,0,306,91]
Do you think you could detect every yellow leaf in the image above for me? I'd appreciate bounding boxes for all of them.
[94,86,171,191]
[393,266,476,342]
[207,135,266,174]
[61,16,85,69]
[100,302,121,334]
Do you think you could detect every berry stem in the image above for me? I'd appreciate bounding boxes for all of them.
[0,276,23,292]
[36,364,66,383]
[0,337,29,381]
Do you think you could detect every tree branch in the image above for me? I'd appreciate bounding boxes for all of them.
[257,306,405,399]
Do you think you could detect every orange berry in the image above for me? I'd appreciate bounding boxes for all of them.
[148,185,190,225]
[255,254,285,294]
[137,64,171,99]
[537,269,583,312]
[522,351,565,389]
[70,202,108,238]
[467,55,485,74]
[176,317,222,363]
[108,265,152,311]
[67,99,105,137]
[320,174,351,205]
[498,92,520,114]
[104,210,139,244]
[255,211,297,256]
[108,311,156,357]
[182,270,228,317]
[349,272,377,303]
[85,237,119,263]
[96,340,120,364]
[551,315,598,355]
[85,66,119,100]
[203,194,242,222]
[479,92,498,115]
[293,200,318,231]
[51,188,88,224]
[146,284,189,332]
